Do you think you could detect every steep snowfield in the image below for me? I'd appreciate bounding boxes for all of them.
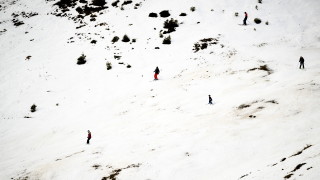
[0,0,320,179]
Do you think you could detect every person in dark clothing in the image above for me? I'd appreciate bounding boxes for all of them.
[87,130,91,144]
[299,56,305,69]
[208,95,213,104]
[243,12,248,25]
[154,66,160,80]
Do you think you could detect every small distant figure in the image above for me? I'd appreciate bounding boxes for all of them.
[154,66,160,80]
[87,130,91,144]
[208,95,213,104]
[299,56,305,69]
[243,12,248,25]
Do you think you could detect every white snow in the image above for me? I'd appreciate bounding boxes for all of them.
[0,0,320,179]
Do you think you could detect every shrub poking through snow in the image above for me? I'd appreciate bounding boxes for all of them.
[238,104,250,109]
[193,38,219,52]
[122,34,130,42]
[159,31,164,38]
[190,7,196,12]
[54,0,77,9]
[127,64,131,68]
[30,104,37,112]
[122,0,132,6]
[149,12,158,17]
[179,13,187,16]
[258,0,262,3]
[106,62,112,70]
[111,0,120,7]
[163,36,171,44]
[91,0,106,7]
[77,53,86,65]
[159,10,170,18]
[132,39,136,43]
[265,21,269,25]
[235,12,239,17]
[248,65,273,75]
[76,6,84,14]
[91,40,97,44]
[111,36,119,43]
[254,18,262,24]
[163,18,179,33]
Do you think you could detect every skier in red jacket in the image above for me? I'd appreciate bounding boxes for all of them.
[243,12,248,25]
[87,130,91,144]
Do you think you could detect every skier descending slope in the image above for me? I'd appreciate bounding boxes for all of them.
[299,56,305,69]
[87,130,91,144]
[208,95,213,105]
[243,12,248,25]
[154,66,160,80]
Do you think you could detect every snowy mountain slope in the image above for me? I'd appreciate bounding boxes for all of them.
[0,0,320,179]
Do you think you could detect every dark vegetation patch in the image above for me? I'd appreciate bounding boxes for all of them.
[149,12,157,17]
[122,34,130,42]
[290,163,306,173]
[190,6,196,12]
[30,104,37,112]
[91,40,97,44]
[51,0,108,23]
[239,173,249,179]
[76,24,86,29]
[111,36,119,43]
[106,62,112,70]
[179,12,187,16]
[284,173,294,179]
[12,19,24,26]
[134,3,141,9]
[92,164,102,170]
[122,0,132,6]
[111,0,119,7]
[54,0,78,9]
[11,176,29,180]
[290,144,312,157]
[126,64,131,68]
[114,55,121,60]
[193,38,219,52]
[307,167,312,170]
[101,163,141,180]
[162,36,171,44]
[0,29,7,35]
[91,0,106,7]
[163,18,179,34]
[77,53,87,65]
[248,65,273,75]
[238,104,250,109]
[266,100,278,104]
[25,56,32,60]
[254,18,262,24]
[159,10,170,17]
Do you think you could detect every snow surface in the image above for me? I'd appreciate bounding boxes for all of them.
[0,0,320,179]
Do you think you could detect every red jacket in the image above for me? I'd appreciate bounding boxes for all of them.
[88,133,91,139]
